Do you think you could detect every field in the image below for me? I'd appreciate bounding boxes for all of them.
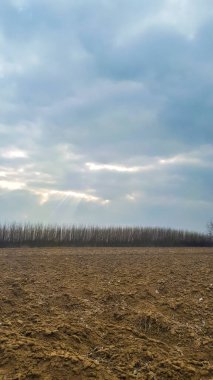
[0,247,212,380]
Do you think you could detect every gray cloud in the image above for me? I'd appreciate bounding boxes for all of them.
[0,0,212,231]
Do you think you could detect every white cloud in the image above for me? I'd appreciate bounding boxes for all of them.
[0,180,26,191]
[159,146,213,168]
[86,145,213,174]
[126,193,137,201]
[159,155,200,165]
[86,162,139,173]
[1,148,28,159]
[86,162,153,173]
[31,188,110,205]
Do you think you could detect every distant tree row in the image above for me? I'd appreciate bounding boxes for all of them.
[207,221,213,240]
[0,223,211,248]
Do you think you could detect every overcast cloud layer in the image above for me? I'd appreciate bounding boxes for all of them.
[0,0,212,231]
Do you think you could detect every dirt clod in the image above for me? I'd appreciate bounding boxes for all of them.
[0,247,212,379]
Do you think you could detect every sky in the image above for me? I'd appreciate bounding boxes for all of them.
[0,0,212,232]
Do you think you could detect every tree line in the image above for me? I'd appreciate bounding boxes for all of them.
[0,223,211,247]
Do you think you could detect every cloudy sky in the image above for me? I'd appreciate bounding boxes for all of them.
[0,0,212,231]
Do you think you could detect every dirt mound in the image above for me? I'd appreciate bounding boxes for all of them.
[0,247,212,379]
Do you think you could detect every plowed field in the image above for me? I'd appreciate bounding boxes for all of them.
[0,247,212,379]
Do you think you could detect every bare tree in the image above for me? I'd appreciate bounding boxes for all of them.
[0,223,211,248]
[207,221,213,241]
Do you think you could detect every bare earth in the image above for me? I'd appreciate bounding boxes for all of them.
[0,247,212,380]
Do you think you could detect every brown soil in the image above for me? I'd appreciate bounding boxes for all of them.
[0,247,212,380]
